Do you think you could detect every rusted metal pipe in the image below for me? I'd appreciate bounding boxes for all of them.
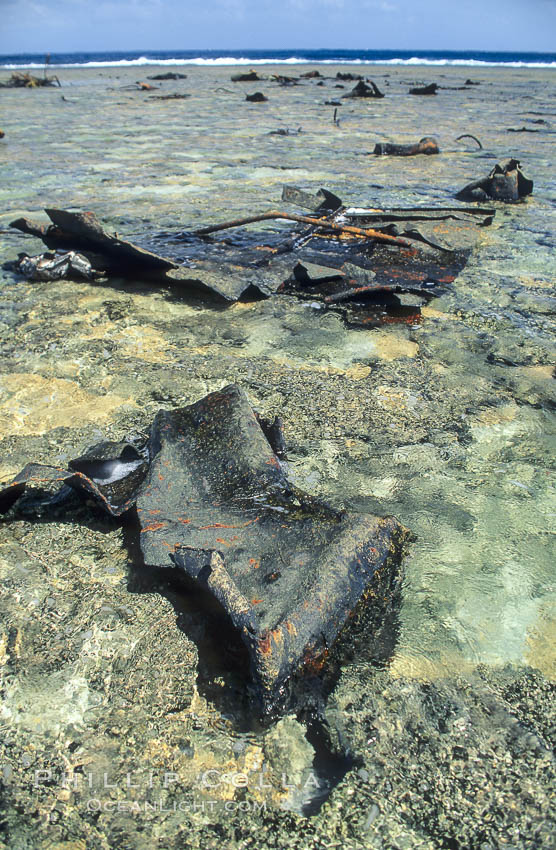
[194,210,414,248]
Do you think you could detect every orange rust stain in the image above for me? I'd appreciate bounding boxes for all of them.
[285,620,297,637]
[148,509,161,515]
[360,313,421,326]
[161,541,177,550]
[249,558,260,569]
[141,521,167,533]
[265,456,280,468]
[385,269,422,281]
[215,538,231,547]
[158,474,164,481]
[198,517,260,530]
[381,314,421,326]
[178,517,191,525]
[302,646,329,675]
[251,598,263,605]
[258,633,272,655]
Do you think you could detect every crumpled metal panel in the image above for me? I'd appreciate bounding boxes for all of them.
[0,385,409,711]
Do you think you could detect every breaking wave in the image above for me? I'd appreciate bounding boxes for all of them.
[1,50,555,70]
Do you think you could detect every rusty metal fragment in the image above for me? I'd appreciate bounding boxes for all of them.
[456,159,533,202]
[148,93,190,101]
[10,208,177,273]
[193,209,413,247]
[409,83,438,95]
[281,185,342,212]
[455,134,483,149]
[373,137,439,156]
[14,251,101,281]
[336,72,362,81]
[147,72,187,80]
[268,127,302,136]
[271,74,300,86]
[0,71,60,88]
[231,70,261,82]
[343,80,384,99]
[0,385,409,711]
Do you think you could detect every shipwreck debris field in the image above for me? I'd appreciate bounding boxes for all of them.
[0,61,555,850]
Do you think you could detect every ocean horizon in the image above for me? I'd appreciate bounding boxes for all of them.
[1,47,556,69]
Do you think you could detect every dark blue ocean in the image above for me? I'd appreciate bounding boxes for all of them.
[0,48,555,69]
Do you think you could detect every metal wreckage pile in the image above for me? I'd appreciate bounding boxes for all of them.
[3,179,521,712]
[10,183,497,326]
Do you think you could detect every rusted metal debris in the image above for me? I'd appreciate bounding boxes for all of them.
[0,71,61,88]
[121,81,159,91]
[0,385,409,712]
[9,190,495,323]
[14,251,100,281]
[268,127,302,136]
[271,74,300,86]
[148,93,190,101]
[455,134,483,149]
[373,137,439,156]
[281,185,342,212]
[147,72,187,80]
[409,83,438,95]
[456,159,533,202]
[231,70,261,82]
[343,80,384,99]
[193,210,414,248]
[10,208,177,273]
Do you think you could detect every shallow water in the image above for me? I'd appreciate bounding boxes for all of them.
[0,63,554,848]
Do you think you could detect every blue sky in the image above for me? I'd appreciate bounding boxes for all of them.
[1,0,555,54]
